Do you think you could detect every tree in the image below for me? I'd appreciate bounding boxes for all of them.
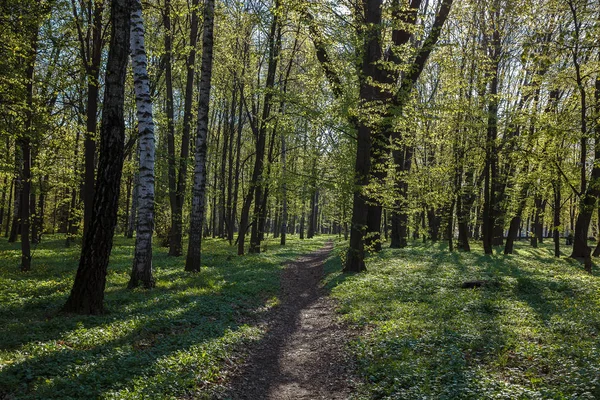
[185,0,215,272]
[128,0,155,288]
[63,0,132,314]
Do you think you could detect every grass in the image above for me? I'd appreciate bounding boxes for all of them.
[326,239,600,400]
[0,233,331,399]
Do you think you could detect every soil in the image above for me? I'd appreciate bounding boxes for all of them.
[224,241,358,399]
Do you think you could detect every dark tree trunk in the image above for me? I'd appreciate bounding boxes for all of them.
[390,145,412,249]
[185,0,215,272]
[344,0,384,272]
[482,27,500,255]
[163,0,177,249]
[456,169,474,251]
[73,0,105,237]
[307,189,316,239]
[231,87,244,244]
[555,181,562,258]
[219,102,230,239]
[0,176,7,230]
[4,178,13,237]
[9,145,22,243]
[447,201,455,251]
[66,130,82,246]
[20,26,38,271]
[504,184,529,254]
[63,0,131,314]
[169,0,200,256]
[530,195,544,248]
[211,113,221,238]
[248,5,281,254]
[427,207,441,242]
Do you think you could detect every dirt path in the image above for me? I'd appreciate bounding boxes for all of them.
[225,241,356,399]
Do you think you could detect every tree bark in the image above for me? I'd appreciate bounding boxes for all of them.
[186,0,215,272]
[63,0,132,314]
[128,0,156,288]
[169,0,200,256]
[163,0,177,249]
[248,3,281,254]
[20,25,38,271]
[70,0,105,236]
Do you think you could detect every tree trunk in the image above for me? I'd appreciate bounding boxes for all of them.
[504,184,529,254]
[128,0,156,289]
[66,129,82,246]
[185,0,215,272]
[554,181,562,258]
[482,27,500,255]
[169,0,200,257]
[280,130,287,246]
[249,5,281,254]
[4,178,13,238]
[63,0,132,314]
[0,176,7,231]
[345,0,383,272]
[20,26,38,271]
[231,87,244,244]
[127,162,139,239]
[73,0,105,237]
[163,0,177,249]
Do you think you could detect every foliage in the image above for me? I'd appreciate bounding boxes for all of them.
[328,239,600,399]
[0,234,330,399]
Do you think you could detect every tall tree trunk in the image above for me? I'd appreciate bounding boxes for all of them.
[231,87,244,244]
[219,101,230,239]
[0,176,7,230]
[248,4,281,254]
[390,145,413,248]
[345,0,383,272]
[128,0,156,288]
[554,181,562,258]
[5,178,14,238]
[226,82,238,244]
[127,160,139,238]
[20,26,38,271]
[72,0,105,236]
[34,175,47,243]
[280,130,287,246]
[482,27,500,255]
[169,0,200,256]
[186,0,215,272]
[504,183,529,254]
[163,0,177,249]
[63,0,132,314]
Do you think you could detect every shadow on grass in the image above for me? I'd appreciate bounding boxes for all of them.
[332,238,600,398]
[0,235,332,399]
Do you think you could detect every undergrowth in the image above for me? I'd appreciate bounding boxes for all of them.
[0,234,329,399]
[326,239,600,400]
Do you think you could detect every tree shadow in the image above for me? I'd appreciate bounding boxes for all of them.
[0,237,331,398]
[225,243,352,399]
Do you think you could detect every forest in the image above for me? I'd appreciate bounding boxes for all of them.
[2,0,600,398]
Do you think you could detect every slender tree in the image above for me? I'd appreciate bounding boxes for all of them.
[186,0,215,272]
[63,0,132,314]
[128,0,155,288]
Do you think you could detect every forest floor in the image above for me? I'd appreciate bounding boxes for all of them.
[0,235,334,399]
[225,241,358,399]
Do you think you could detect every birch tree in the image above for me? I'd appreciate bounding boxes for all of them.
[128,0,155,288]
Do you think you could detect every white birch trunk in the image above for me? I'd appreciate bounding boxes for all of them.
[128,0,156,288]
[186,0,215,272]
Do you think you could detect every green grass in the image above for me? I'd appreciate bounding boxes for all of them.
[0,234,331,399]
[326,239,600,400]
